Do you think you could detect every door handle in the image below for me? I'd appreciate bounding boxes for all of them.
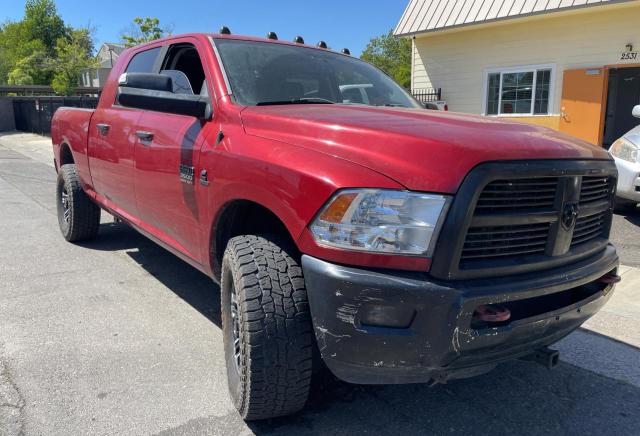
[96,123,110,135]
[136,131,154,142]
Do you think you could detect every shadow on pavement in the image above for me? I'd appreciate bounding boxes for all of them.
[78,221,222,326]
[80,222,640,435]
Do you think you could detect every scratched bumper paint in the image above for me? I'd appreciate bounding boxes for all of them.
[302,246,618,385]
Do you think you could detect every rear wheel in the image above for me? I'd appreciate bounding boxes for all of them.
[56,164,101,242]
[221,235,314,420]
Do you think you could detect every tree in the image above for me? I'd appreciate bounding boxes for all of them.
[0,0,67,85]
[51,28,97,95]
[121,17,171,47]
[7,49,47,85]
[360,30,412,89]
[23,0,67,55]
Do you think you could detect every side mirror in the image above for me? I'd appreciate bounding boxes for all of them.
[117,73,211,120]
[633,105,640,119]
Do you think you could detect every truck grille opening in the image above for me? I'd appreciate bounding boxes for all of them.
[474,178,558,212]
[580,176,613,206]
[461,223,550,261]
[571,211,608,248]
[458,174,614,271]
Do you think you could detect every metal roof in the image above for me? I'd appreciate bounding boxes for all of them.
[394,0,634,36]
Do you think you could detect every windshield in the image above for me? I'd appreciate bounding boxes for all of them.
[213,39,421,108]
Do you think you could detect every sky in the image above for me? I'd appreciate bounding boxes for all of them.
[1,0,408,56]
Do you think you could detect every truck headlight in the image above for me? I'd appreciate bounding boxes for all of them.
[610,137,639,163]
[310,189,450,256]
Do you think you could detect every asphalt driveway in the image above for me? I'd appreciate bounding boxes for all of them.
[1,133,639,435]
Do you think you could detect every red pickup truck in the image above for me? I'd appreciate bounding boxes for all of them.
[51,32,620,420]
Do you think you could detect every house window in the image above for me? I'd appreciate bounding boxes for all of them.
[485,67,553,116]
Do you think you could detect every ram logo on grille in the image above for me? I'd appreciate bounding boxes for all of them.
[561,202,579,230]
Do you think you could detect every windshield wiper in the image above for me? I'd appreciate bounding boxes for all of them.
[256,97,335,106]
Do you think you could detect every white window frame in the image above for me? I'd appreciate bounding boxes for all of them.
[482,64,556,117]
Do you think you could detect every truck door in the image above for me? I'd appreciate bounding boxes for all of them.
[133,41,212,262]
[88,46,162,218]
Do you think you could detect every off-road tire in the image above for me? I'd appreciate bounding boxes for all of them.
[221,235,314,420]
[56,164,101,242]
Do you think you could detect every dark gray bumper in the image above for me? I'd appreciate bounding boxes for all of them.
[302,245,619,384]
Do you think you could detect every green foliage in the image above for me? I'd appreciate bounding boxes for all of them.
[360,29,412,89]
[121,17,170,47]
[0,22,48,84]
[0,0,96,94]
[51,28,97,95]
[23,0,67,55]
[7,48,47,85]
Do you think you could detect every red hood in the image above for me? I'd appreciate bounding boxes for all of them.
[240,105,610,193]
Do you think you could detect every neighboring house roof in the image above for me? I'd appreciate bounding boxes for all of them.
[394,0,635,36]
[95,42,125,68]
[103,43,125,56]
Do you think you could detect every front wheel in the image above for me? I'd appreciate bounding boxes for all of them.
[56,164,101,242]
[221,235,314,420]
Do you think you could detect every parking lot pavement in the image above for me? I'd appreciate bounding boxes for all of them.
[1,133,639,435]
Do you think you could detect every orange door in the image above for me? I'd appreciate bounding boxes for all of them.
[559,68,608,146]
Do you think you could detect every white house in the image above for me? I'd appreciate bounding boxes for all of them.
[395,0,640,146]
[80,42,126,88]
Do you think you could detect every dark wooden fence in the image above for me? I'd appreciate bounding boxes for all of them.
[12,96,99,136]
[0,85,101,97]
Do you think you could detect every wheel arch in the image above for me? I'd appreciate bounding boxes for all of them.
[209,199,298,279]
[59,142,75,167]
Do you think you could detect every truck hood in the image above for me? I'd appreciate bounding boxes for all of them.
[241,105,610,193]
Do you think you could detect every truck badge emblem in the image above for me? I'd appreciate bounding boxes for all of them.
[179,164,195,185]
[561,202,579,230]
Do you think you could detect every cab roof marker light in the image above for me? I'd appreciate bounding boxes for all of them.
[342,48,351,55]
[267,32,278,40]
[317,41,328,49]
[294,36,305,44]
[219,26,231,35]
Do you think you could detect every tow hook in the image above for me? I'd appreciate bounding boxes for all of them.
[473,304,511,323]
[520,347,560,369]
[597,273,621,285]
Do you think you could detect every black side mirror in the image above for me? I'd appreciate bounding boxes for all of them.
[117,73,211,120]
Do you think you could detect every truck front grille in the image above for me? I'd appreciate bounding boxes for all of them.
[459,174,614,271]
[429,161,617,280]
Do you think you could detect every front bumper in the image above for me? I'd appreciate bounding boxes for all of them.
[613,156,640,202]
[302,245,618,384]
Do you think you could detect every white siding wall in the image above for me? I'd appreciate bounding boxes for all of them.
[412,4,639,114]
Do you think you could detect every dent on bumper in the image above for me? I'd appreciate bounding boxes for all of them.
[302,246,618,385]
